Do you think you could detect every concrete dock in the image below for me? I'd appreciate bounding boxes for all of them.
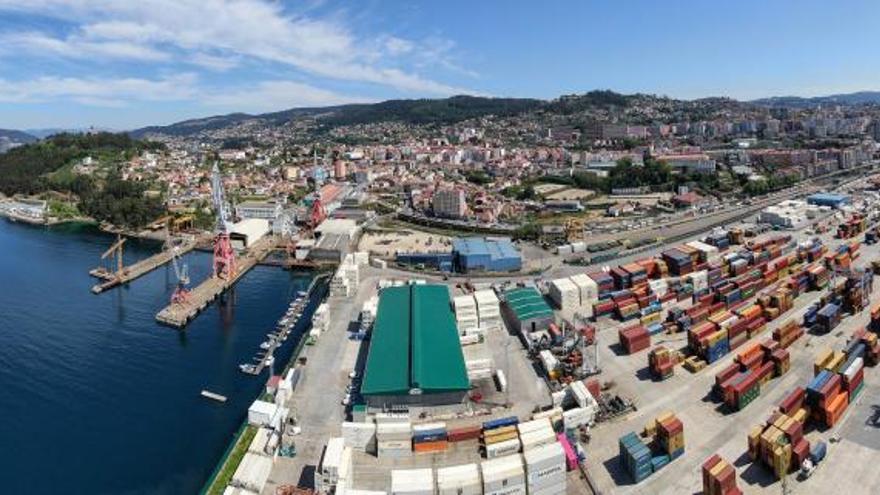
[155,236,277,328]
[90,240,197,294]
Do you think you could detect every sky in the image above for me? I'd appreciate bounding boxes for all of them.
[1,0,879,130]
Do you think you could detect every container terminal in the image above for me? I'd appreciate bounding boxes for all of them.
[200,171,880,495]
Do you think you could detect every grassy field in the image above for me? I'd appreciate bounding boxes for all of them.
[203,424,258,495]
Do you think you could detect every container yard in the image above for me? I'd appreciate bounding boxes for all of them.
[219,177,880,495]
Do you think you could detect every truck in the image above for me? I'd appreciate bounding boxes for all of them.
[799,439,827,479]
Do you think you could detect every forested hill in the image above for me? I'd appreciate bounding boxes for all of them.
[0,133,161,195]
[0,133,166,228]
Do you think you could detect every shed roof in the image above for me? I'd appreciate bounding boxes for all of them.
[361,284,469,396]
[504,287,554,321]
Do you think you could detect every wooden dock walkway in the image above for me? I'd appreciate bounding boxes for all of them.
[155,236,277,328]
[90,240,197,294]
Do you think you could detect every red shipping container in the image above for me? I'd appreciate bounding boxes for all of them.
[447,425,482,442]
[716,363,741,389]
[779,387,805,415]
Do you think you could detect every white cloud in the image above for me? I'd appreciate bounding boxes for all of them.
[0,0,475,95]
[189,53,239,71]
[203,80,370,112]
[0,31,169,61]
[0,74,198,105]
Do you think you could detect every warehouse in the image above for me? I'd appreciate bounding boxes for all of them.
[807,193,850,209]
[394,252,454,272]
[453,237,522,273]
[230,218,270,249]
[501,286,556,345]
[360,284,470,412]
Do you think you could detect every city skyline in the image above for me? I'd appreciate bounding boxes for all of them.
[2,0,880,129]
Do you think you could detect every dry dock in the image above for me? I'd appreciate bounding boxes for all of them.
[155,236,277,328]
[90,240,197,294]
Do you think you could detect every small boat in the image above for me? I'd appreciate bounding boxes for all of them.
[260,341,272,350]
[264,356,275,367]
[239,364,256,373]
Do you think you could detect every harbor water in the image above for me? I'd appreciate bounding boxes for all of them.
[0,219,316,494]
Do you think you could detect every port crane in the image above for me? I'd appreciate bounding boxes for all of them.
[100,235,127,280]
[169,245,190,304]
[285,196,326,262]
[211,162,236,279]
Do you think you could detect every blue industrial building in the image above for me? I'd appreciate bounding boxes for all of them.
[807,193,850,209]
[453,237,522,273]
[395,252,454,272]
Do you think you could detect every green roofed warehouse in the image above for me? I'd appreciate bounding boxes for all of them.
[501,286,556,346]
[360,284,470,411]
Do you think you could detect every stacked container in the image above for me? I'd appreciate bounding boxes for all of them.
[376,416,412,459]
[587,271,614,297]
[474,289,502,331]
[524,442,566,495]
[391,468,434,495]
[772,320,804,348]
[619,325,650,354]
[618,432,652,483]
[412,422,448,454]
[517,418,556,452]
[569,273,599,317]
[548,277,580,312]
[702,455,741,495]
[648,346,675,380]
[655,412,685,459]
[481,454,526,495]
[436,464,481,495]
[482,417,521,459]
[453,294,479,333]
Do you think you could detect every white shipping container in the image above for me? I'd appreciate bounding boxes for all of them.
[486,437,522,458]
[412,422,446,433]
[548,278,580,310]
[539,350,559,374]
[342,422,377,451]
[320,438,347,478]
[562,407,594,429]
[569,381,590,409]
[437,463,482,495]
[231,453,273,494]
[569,273,599,306]
[468,368,494,380]
[247,400,278,427]
[517,418,552,436]
[495,369,508,392]
[482,454,526,494]
[531,407,563,423]
[524,442,565,485]
[519,428,556,451]
[337,488,388,495]
[844,357,864,379]
[571,241,587,253]
[556,245,573,256]
[247,427,272,456]
[391,468,435,495]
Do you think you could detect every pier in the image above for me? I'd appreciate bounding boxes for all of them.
[90,239,197,294]
[155,236,277,328]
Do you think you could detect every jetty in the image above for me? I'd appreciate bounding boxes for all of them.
[90,239,197,294]
[155,236,276,328]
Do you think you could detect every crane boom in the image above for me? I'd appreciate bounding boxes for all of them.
[211,162,231,233]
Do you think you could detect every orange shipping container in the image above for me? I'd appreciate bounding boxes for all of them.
[413,440,448,453]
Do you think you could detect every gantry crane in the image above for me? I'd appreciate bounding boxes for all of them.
[211,162,236,280]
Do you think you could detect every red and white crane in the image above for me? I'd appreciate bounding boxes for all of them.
[211,162,236,280]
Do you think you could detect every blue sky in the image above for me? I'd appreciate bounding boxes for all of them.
[1,0,879,130]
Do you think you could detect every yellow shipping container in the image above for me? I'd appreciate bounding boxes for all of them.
[483,430,518,445]
[814,348,833,375]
